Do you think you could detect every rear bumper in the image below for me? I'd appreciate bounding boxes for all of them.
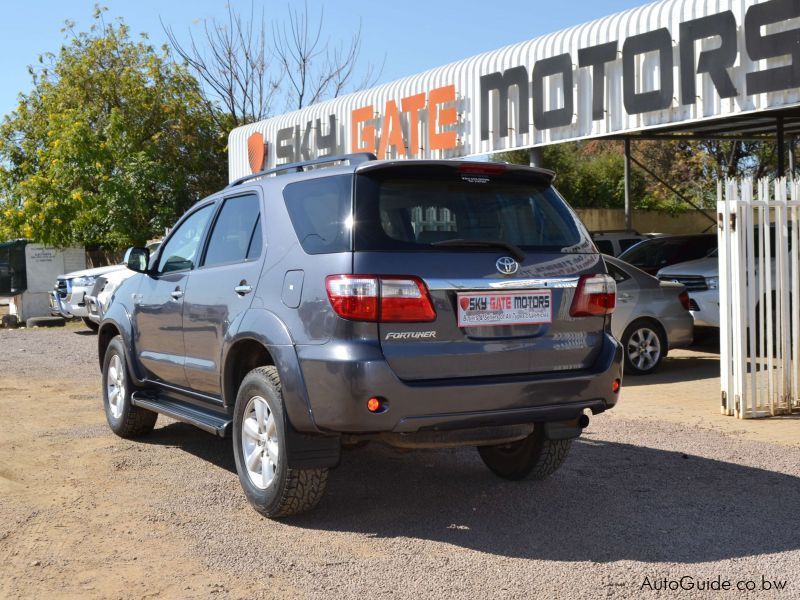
[663,313,694,350]
[296,333,623,434]
[689,289,720,328]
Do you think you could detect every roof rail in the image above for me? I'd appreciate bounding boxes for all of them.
[227,152,377,188]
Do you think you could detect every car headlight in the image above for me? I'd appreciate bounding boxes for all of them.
[705,276,719,290]
[72,275,96,287]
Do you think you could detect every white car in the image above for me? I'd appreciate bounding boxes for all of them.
[49,264,127,330]
[657,252,720,328]
[84,242,162,324]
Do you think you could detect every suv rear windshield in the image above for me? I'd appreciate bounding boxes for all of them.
[354,167,588,253]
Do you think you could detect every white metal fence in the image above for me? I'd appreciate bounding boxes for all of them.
[718,177,800,418]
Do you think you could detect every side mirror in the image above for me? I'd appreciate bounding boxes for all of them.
[123,247,150,273]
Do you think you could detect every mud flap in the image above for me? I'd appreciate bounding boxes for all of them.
[284,423,341,469]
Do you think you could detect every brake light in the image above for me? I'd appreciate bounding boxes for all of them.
[570,274,616,317]
[678,291,691,310]
[325,275,436,322]
[458,162,507,175]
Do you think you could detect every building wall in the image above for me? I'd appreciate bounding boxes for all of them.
[576,209,717,234]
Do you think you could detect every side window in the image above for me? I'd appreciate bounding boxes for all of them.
[594,240,614,255]
[607,263,630,283]
[284,175,352,254]
[157,204,215,274]
[204,194,262,267]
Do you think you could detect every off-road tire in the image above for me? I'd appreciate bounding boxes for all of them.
[82,317,99,333]
[478,426,572,481]
[102,336,157,438]
[233,366,328,518]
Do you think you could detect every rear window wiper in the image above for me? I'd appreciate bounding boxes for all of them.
[430,239,527,262]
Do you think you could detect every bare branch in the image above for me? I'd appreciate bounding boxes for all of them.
[163,1,382,124]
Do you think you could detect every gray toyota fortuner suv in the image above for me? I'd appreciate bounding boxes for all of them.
[98,153,622,518]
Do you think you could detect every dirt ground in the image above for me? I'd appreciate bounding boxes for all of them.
[1,324,798,599]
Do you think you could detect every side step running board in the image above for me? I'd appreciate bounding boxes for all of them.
[131,392,232,437]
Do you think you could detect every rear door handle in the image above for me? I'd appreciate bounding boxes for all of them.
[235,283,253,296]
[170,289,184,300]
[619,292,632,300]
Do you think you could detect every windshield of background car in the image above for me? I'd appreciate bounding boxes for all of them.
[354,167,590,253]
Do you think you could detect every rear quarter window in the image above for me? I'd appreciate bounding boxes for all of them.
[283,175,353,254]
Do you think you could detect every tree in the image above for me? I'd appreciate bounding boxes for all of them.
[0,9,227,248]
[164,1,382,126]
[494,143,647,210]
[495,137,782,214]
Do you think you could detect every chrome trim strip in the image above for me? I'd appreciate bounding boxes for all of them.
[424,277,580,291]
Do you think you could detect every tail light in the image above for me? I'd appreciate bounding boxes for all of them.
[678,290,691,311]
[325,275,436,322]
[570,274,616,317]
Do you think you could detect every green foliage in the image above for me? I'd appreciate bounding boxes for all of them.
[495,137,782,213]
[495,142,646,209]
[0,11,228,248]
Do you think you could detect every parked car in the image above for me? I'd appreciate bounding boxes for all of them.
[656,225,791,329]
[53,242,162,331]
[618,234,717,276]
[657,250,719,328]
[85,242,161,323]
[98,154,623,518]
[604,255,693,374]
[50,264,127,331]
[591,230,650,256]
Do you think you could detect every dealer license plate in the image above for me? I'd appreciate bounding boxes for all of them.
[456,290,552,328]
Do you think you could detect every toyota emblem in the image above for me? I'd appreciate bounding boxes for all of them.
[496,256,519,275]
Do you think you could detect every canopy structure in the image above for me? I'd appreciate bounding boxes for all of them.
[229,0,800,225]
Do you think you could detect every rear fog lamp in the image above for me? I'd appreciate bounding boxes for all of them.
[367,397,385,413]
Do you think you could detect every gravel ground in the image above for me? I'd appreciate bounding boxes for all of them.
[1,325,799,599]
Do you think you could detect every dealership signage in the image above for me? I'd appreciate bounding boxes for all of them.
[230,0,800,181]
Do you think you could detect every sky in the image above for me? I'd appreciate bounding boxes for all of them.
[0,0,652,120]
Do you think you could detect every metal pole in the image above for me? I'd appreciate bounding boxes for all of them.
[529,147,543,168]
[624,138,632,231]
[777,116,785,178]
[789,137,795,179]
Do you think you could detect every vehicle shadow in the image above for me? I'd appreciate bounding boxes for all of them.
[72,329,97,336]
[145,421,237,473]
[143,422,800,564]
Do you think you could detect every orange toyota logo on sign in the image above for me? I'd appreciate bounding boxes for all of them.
[247,132,267,173]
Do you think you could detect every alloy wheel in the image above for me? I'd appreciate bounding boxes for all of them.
[241,395,280,489]
[627,327,661,371]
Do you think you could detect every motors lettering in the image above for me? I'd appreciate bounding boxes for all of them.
[480,0,800,137]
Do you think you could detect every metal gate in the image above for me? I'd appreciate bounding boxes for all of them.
[718,178,800,418]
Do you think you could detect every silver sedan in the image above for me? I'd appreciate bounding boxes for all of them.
[604,254,694,375]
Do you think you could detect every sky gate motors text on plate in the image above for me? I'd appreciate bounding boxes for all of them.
[249,0,800,170]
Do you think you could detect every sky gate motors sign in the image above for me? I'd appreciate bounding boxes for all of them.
[232,0,800,180]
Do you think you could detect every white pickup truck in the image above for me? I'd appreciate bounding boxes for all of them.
[657,251,719,328]
[51,242,161,331]
[49,264,127,330]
